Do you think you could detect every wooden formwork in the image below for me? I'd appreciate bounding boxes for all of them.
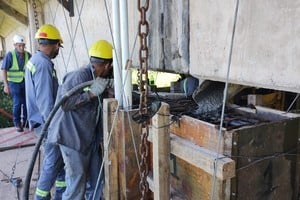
[103,99,300,200]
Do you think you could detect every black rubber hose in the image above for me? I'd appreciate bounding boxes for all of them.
[22,80,94,200]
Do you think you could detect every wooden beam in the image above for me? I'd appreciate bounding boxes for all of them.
[103,99,119,200]
[170,134,235,180]
[0,0,28,26]
[148,130,235,181]
[152,102,170,200]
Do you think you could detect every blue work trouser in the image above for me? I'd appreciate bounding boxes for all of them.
[8,81,27,126]
[59,141,102,200]
[35,142,66,200]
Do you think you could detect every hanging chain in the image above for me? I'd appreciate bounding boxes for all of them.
[32,0,39,31]
[138,0,150,199]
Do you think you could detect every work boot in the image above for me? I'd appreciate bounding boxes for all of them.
[16,126,24,132]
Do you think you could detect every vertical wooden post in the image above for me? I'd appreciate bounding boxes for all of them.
[152,102,170,200]
[103,99,119,200]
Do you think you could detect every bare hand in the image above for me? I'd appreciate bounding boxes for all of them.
[3,84,10,94]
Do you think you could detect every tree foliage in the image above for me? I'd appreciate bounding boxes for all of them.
[0,82,13,128]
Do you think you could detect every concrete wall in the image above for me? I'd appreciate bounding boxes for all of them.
[40,0,189,82]
[41,0,113,81]
[39,0,300,93]
[190,0,300,93]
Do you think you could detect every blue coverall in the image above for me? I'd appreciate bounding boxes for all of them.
[25,50,66,200]
[47,64,104,200]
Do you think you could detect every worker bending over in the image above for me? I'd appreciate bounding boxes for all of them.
[47,40,113,200]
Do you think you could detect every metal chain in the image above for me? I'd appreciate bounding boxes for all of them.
[138,0,150,199]
[32,0,39,31]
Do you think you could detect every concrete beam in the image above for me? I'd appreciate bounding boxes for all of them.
[0,0,28,26]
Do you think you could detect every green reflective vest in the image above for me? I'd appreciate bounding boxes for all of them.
[7,50,29,83]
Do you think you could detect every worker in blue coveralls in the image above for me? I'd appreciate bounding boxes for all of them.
[47,40,113,200]
[1,34,31,132]
[25,24,66,200]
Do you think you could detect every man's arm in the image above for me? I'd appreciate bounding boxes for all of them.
[2,69,10,94]
[1,52,12,94]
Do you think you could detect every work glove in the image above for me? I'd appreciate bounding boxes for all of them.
[90,77,109,96]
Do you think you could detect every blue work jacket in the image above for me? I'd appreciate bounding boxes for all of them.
[47,64,103,153]
[25,51,59,130]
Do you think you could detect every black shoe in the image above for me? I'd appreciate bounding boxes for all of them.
[16,126,24,132]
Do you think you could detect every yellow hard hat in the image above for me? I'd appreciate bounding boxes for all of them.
[88,40,113,60]
[35,24,63,43]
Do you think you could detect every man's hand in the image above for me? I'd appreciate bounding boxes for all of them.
[3,83,10,94]
[89,77,109,96]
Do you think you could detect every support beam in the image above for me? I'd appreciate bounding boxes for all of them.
[170,134,235,180]
[0,0,28,25]
[103,99,119,200]
[152,102,170,200]
[148,132,235,180]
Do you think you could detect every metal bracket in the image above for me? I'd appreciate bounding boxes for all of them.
[57,0,74,17]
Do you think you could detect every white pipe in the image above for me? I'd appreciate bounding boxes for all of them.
[112,0,123,107]
[120,0,132,109]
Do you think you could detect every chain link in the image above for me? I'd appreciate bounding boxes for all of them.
[138,0,150,199]
[32,0,39,31]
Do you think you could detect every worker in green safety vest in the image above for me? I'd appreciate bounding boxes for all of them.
[1,34,31,132]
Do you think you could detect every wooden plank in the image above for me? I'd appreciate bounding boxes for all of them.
[170,115,226,153]
[118,110,141,200]
[148,131,235,180]
[103,99,119,200]
[152,102,170,200]
[231,118,300,199]
[0,127,37,151]
[170,134,235,180]
[170,157,231,200]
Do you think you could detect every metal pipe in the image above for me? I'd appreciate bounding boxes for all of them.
[112,0,123,107]
[120,0,132,109]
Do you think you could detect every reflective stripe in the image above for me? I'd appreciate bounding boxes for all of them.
[55,180,66,188]
[35,188,50,197]
[52,70,57,78]
[7,50,28,82]
[26,61,36,74]
[83,86,90,92]
[183,78,187,96]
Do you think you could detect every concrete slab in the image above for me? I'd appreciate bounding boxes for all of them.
[0,127,41,200]
[0,146,41,200]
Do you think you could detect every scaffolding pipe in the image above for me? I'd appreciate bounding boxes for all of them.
[120,0,132,109]
[112,0,123,107]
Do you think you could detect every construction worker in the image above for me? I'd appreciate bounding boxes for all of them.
[25,24,66,200]
[1,34,31,132]
[47,40,113,200]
